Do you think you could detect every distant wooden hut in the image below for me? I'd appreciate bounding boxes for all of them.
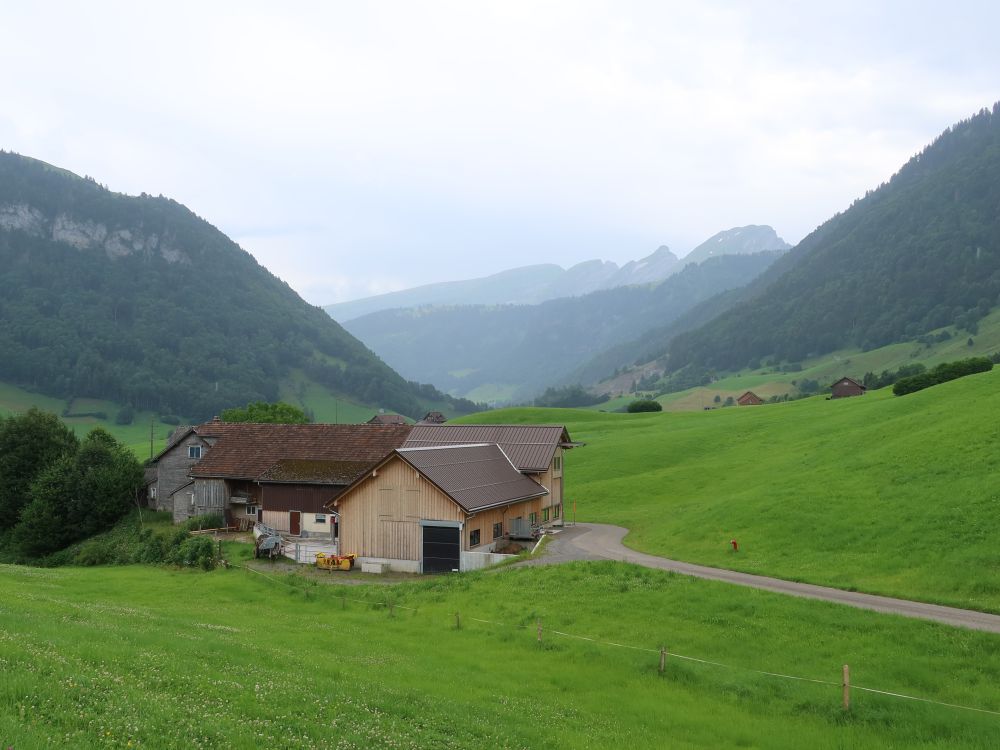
[418,411,448,424]
[737,391,764,406]
[366,413,408,425]
[830,377,867,399]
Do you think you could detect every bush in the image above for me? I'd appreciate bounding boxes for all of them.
[159,414,181,425]
[893,357,993,396]
[627,399,663,413]
[115,405,135,425]
[182,513,224,532]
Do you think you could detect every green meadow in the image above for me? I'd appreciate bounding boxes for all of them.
[464,367,1000,611]
[3,561,1000,749]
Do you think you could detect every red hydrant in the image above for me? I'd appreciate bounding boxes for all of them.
[730,539,739,552]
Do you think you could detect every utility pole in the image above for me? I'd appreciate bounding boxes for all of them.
[149,416,154,460]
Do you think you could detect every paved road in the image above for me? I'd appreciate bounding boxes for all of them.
[525,523,1000,634]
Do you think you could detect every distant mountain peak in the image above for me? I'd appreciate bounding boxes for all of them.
[682,225,790,267]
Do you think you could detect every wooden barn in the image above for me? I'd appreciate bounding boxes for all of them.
[830,377,867,399]
[737,391,764,406]
[401,423,578,526]
[331,444,550,573]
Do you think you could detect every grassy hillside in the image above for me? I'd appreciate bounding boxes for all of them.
[0,373,398,460]
[462,368,1000,611]
[2,562,1000,748]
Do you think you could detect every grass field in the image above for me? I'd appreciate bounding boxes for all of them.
[458,367,1000,612]
[2,560,1000,749]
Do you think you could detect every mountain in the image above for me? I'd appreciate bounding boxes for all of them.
[0,153,473,420]
[661,103,1000,375]
[343,250,784,402]
[327,225,786,323]
[681,225,790,266]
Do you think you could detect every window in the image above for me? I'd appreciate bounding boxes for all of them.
[149,486,157,499]
[553,503,560,519]
[246,505,258,516]
[553,456,562,471]
[187,445,202,459]
[542,507,550,522]
[314,514,326,524]
[492,522,503,540]
[529,512,538,525]
[469,528,481,547]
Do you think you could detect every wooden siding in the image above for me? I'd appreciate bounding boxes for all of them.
[262,509,290,532]
[336,458,463,561]
[464,496,543,549]
[259,483,342,513]
[154,435,209,513]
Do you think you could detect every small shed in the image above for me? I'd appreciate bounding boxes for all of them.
[418,411,448,424]
[830,377,867,399]
[737,391,764,406]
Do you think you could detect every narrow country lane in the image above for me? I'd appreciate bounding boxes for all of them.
[523,523,1000,634]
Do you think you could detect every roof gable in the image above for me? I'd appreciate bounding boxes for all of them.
[335,444,548,514]
[402,424,573,473]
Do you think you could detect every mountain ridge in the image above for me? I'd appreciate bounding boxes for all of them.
[326,225,787,322]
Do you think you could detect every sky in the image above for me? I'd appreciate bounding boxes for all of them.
[2,1,998,305]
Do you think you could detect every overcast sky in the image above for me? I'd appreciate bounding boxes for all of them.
[2,2,998,305]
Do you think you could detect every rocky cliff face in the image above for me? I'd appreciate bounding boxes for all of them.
[0,202,189,263]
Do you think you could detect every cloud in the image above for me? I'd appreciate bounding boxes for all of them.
[2,1,997,303]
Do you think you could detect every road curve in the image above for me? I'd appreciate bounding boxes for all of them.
[526,523,1000,634]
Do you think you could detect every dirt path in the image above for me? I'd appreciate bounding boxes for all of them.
[524,523,1000,634]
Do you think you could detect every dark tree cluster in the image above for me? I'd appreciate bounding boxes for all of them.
[0,409,143,561]
[892,357,993,396]
[533,385,609,408]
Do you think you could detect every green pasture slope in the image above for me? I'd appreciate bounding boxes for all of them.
[463,368,1000,611]
[2,561,1000,749]
[646,308,1000,412]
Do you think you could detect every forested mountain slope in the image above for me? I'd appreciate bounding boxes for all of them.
[0,153,471,420]
[345,250,783,401]
[663,104,1000,373]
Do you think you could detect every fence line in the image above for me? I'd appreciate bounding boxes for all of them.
[240,564,1000,719]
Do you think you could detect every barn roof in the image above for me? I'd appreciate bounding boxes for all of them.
[830,376,866,389]
[189,422,412,482]
[396,444,548,512]
[402,424,577,473]
[367,413,408,425]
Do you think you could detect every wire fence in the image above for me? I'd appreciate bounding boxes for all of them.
[239,564,1000,719]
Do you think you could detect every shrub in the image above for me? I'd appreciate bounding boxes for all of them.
[627,399,663,413]
[159,414,181,425]
[893,357,993,396]
[115,405,135,425]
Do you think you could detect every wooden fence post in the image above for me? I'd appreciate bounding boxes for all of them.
[455,611,461,630]
[659,646,667,676]
[537,618,543,644]
[842,664,850,711]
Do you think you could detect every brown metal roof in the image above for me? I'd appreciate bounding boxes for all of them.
[397,444,547,512]
[402,424,573,473]
[189,422,412,482]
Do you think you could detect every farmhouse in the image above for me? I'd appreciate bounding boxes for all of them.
[331,444,550,573]
[737,391,764,406]
[830,377,867,399]
[150,419,412,529]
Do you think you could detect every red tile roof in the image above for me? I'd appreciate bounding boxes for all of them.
[402,424,574,473]
[189,422,412,482]
[367,414,408,425]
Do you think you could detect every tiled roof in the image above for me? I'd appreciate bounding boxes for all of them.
[189,422,412,482]
[402,424,573,473]
[398,444,547,512]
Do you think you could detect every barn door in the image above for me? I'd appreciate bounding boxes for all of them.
[290,511,301,535]
[422,525,460,573]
